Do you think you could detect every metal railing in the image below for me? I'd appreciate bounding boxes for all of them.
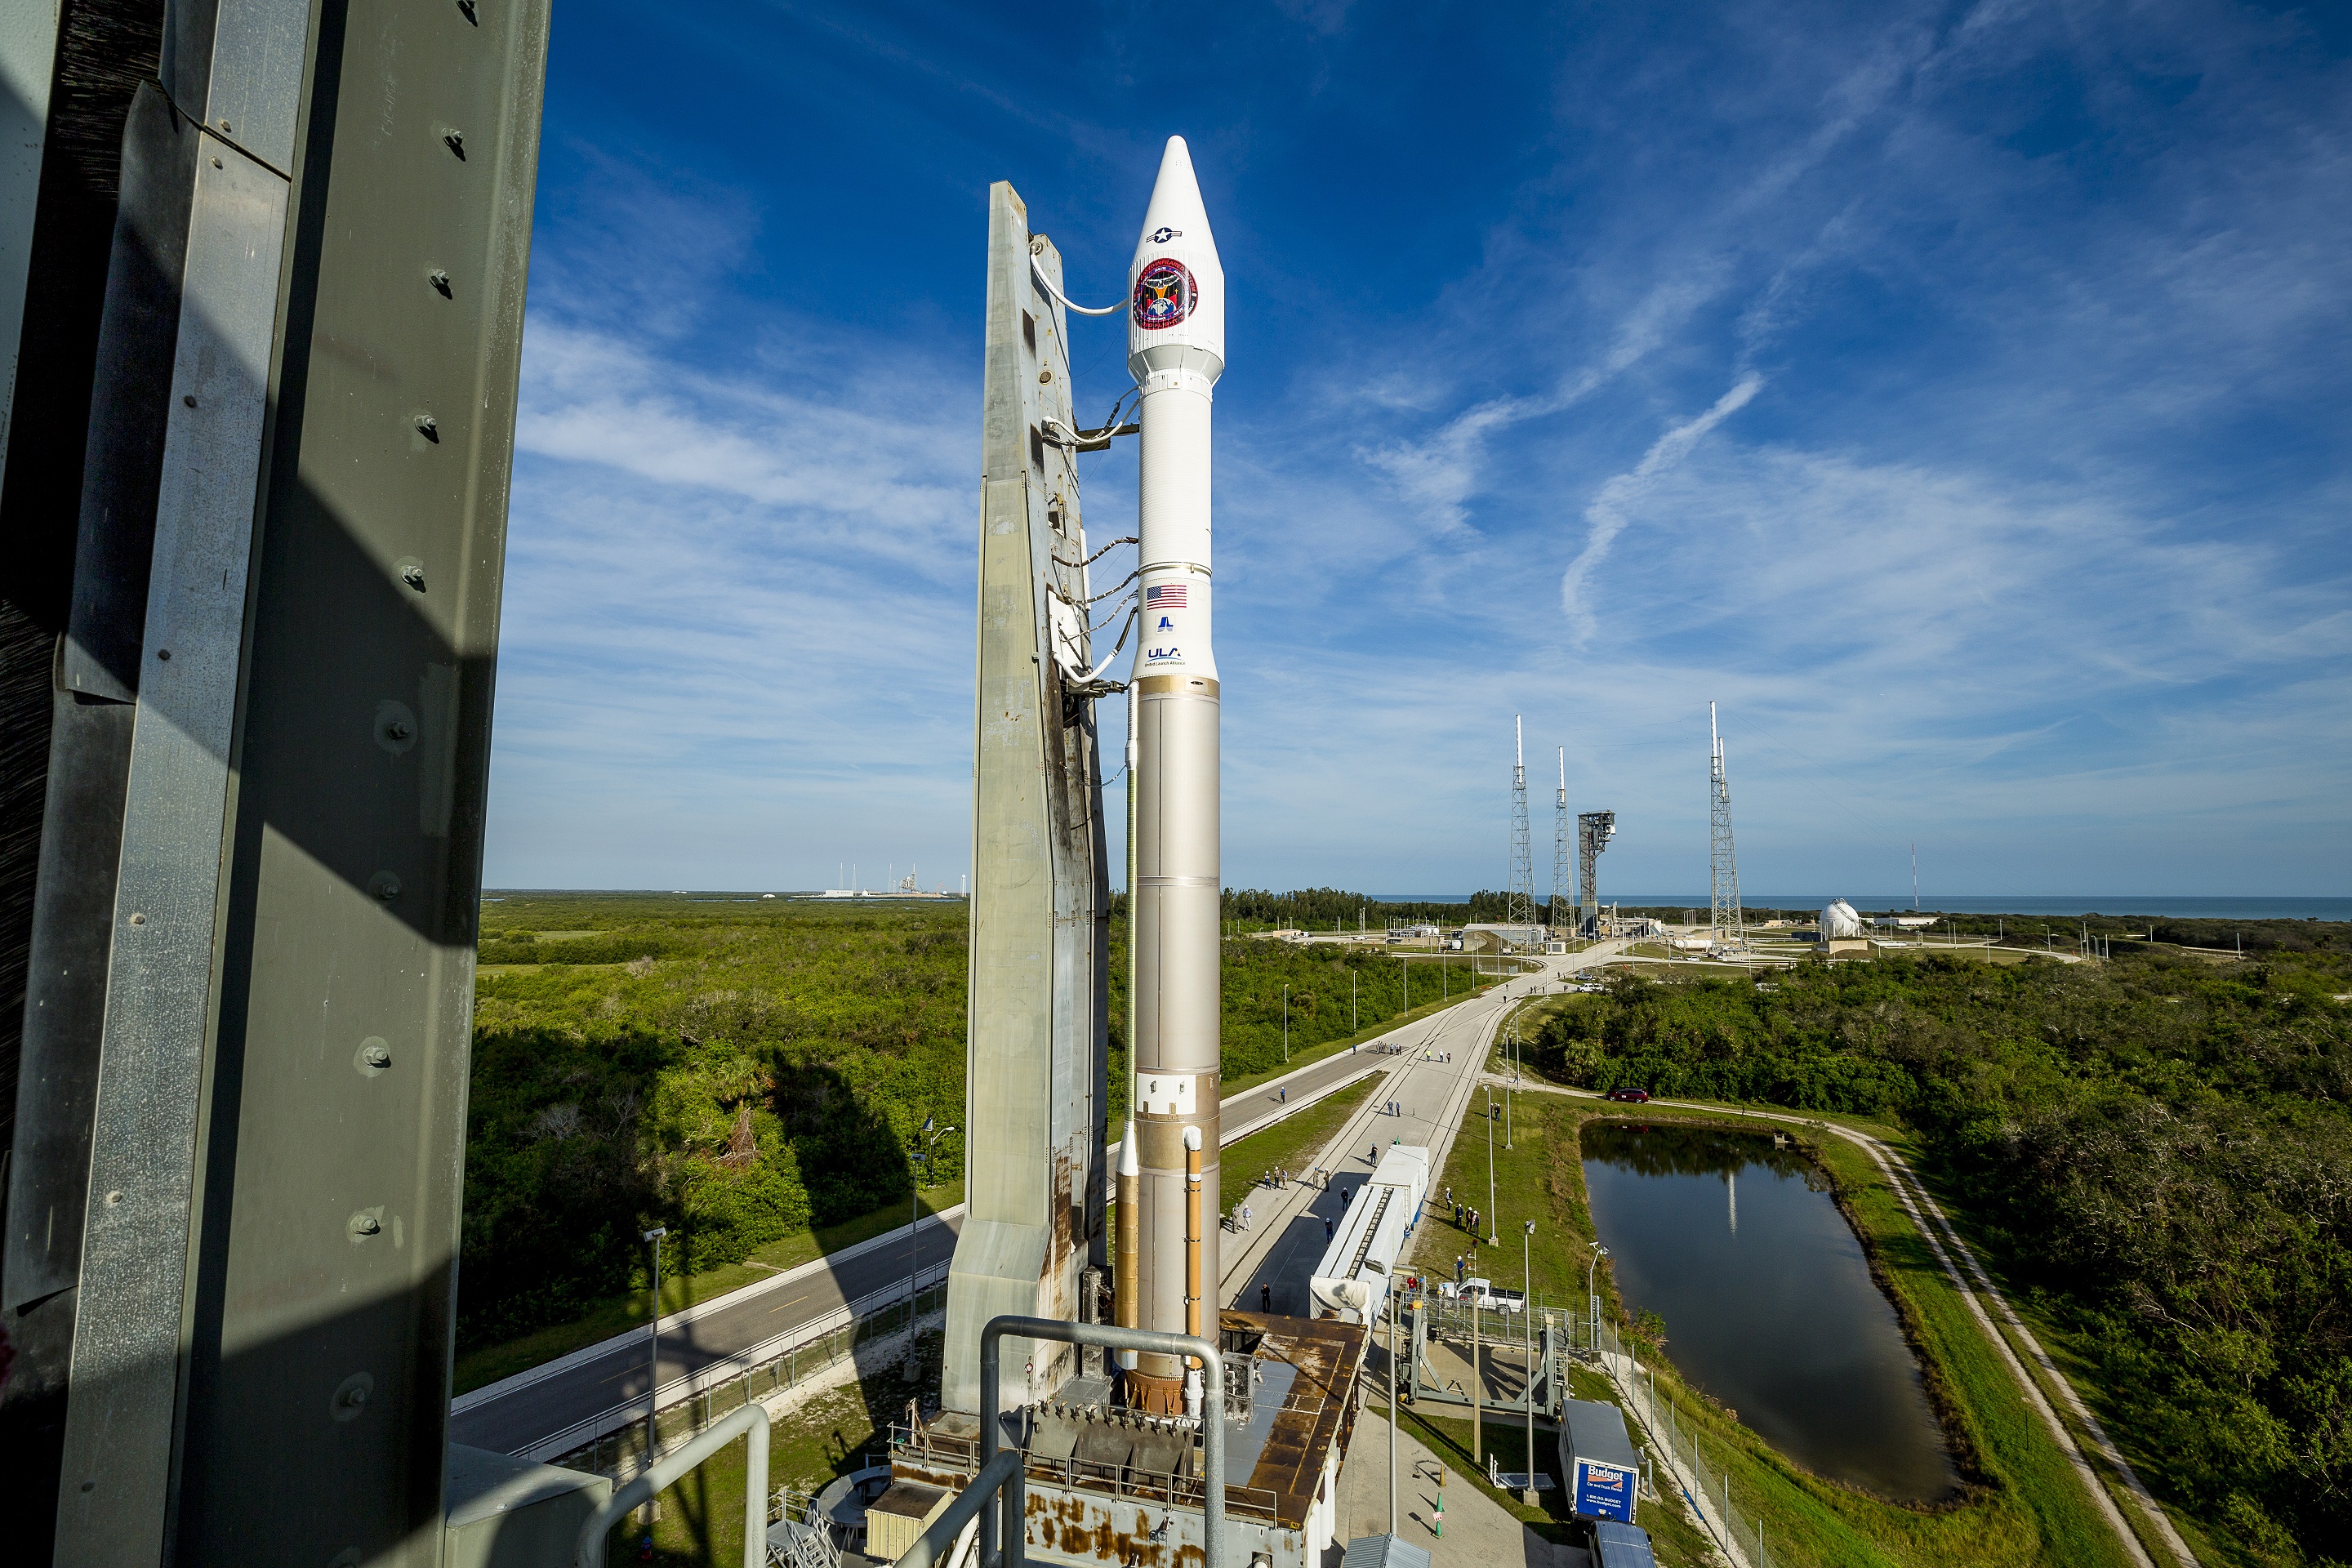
[889,1318,1233,1568]
[544,1265,949,1468]
[574,1401,769,1568]
[893,1419,1285,1521]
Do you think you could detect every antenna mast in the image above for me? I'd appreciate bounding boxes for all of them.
[1552,746,1571,937]
[1508,715,1537,934]
[1708,702,1744,946]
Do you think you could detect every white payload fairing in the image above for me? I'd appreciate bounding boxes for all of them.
[1121,136,1225,1414]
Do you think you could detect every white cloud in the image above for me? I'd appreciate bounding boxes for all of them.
[1558,376,1763,642]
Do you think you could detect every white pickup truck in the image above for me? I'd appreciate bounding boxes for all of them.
[1439,1277,1526,1313]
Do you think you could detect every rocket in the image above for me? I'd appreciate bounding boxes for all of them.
[1122,136,1224,1414]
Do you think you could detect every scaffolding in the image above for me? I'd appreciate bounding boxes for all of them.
[1577,811,1616,937]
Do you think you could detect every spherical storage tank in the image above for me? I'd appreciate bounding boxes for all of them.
[1821,900,1865,939]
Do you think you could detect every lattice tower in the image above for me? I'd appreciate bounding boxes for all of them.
[1708,702,1744,944]
[1508,715,1537,933]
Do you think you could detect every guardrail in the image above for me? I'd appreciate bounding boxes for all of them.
[532,1262,951,1466]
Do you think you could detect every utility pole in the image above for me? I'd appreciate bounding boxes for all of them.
[1523,1219,1539,1503]
[644,1226,669,1491]
[1509,716,1537,937]
[1387,1293,1400,1533]
[1552,747,1571,940]
[907,1119,956,1377]
[1486,1086,1499,1245]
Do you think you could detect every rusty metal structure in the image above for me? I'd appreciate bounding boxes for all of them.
[898,1312,1366,1568]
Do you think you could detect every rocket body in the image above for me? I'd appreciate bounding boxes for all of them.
[1125,137,1224,1412]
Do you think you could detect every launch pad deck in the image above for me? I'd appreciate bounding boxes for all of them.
[891,1313,1367,1567]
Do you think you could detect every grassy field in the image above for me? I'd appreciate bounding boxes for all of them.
[1218,1074,1379,1210]
[458,889,1500,1387]
[1410,1093,2140,1568]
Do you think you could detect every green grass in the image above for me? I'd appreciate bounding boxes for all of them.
[1413,1093,2142,1568]
[1216,1075,1379,1213]
[453,1179,964,1395]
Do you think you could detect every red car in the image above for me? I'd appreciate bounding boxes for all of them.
[1604,1088,1652,1103]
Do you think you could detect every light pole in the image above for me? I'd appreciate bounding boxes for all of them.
[1283,984,1290,1063]
[1504,1027,1514,1150]
[642,1226,668,1474]
[1522,1219,1538,1503]
[1484,1086,1498,1245]
[1586,1241,1610,1353]
[1352,969,1357,1033]
[1387,1288,1399,1535]
[906,1117,956,1378]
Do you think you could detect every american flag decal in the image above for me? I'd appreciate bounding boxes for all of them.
[1147,583,1188,609]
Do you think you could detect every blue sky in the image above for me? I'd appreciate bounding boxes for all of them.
[481,0,2352,898]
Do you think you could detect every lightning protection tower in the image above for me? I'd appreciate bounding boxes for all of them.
[1709,702,1745,945]
[1508,715,1538,934]
[1552,747,1572,933]
[1578,809,1617,936]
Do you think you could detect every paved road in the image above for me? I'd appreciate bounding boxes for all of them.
[1227,943,1628,1317]
[448,986,1492,1457]
[449,1204,966,1455]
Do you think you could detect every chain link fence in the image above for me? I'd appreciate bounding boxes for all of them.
[1594,1315,1780,1568]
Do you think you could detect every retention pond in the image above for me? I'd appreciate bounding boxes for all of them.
[1582,1122,1961,1502]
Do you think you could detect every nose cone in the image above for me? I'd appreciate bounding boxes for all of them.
[1127,136,1225,380]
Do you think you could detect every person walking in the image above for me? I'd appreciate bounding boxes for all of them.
[1325,1215,1335,1241]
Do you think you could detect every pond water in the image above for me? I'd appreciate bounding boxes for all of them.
[1582,1123,1961,1502]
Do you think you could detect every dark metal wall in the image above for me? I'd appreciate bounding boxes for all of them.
[0,0,551,1560]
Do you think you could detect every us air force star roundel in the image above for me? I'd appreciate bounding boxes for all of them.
[1132,258,1196,330]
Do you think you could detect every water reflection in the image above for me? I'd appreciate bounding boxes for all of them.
[1582,1123,1961,1502]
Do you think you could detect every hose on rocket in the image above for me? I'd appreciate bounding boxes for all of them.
[1029,254,1125,318]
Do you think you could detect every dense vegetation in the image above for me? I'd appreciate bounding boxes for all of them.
[461,892,1499,1353]
[1218,885,1530,929]
[1522,933,2352,1565]
[462,896,964,1347]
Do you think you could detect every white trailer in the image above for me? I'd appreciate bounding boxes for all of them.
[1307,1144,1429,1323]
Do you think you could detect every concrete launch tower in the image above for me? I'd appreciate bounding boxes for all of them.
[941,183,1113,1418]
